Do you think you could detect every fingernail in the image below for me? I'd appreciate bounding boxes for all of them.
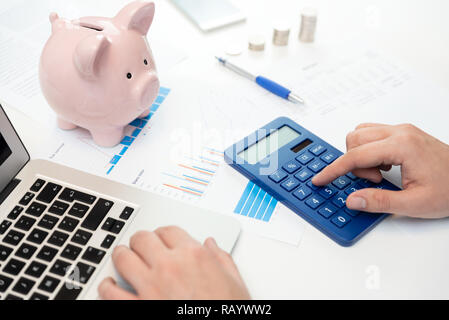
[347,196,367,210]
[205,238,218,249]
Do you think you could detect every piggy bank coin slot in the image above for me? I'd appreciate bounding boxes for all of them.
[77,21,104,32]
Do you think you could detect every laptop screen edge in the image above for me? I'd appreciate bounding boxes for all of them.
[0,104,30,193]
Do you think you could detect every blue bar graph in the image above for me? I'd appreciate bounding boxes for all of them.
[107,87,171,175]
[234,181,278,222]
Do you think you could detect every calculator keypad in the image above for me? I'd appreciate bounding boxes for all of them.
[272,142,394,233]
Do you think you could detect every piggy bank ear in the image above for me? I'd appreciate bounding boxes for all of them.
[115,1,155,35]
[73,34,110,80]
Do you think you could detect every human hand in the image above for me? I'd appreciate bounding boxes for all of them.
[312,123,449,219]
[98,226,250,300]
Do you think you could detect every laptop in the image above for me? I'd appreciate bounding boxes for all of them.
[0,105,241,300]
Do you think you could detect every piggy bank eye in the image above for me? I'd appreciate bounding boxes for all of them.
[127,73,133,79]
[144,59,148,65]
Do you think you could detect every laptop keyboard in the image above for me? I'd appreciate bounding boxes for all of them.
[0,178,136,300]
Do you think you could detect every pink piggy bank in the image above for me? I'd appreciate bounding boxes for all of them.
[39,1,160,147]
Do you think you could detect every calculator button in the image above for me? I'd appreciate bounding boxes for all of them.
[25,202,47,217]
[296,152,314,165]
[345,207,360,217]
[49,201,70,216]
[306,181,320,191]
[4,259,25,275]
[344,184,363,195]
[308,160,326,173]
[359,179,373,188]
[269,170,288,183]
[15,243,38,260]
[309,144,327,156]
[282,160,301,174]
[281,178,300,192]
[321,152,338,164]
[318,185,338,199]
[305,195,325,209]
[318,204,338,218]
[332,176,352,189]
[27,229,49,245]
[331,194,348,208]
[37,246,59,262]
[38,276,60,293]
[292,186,312,200]
[346,172,358,180]
[0,244,13,261]
[331,213,351,228]
[294,169,313,182]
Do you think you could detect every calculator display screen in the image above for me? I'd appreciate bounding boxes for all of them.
[239,126,300,164]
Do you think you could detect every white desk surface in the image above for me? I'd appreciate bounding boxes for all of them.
[4,0,449,299]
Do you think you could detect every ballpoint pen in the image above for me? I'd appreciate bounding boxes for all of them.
[215,56,305,104]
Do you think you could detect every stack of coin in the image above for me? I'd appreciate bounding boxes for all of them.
[299,8,318,43]
[248,35,266,51]
[272,23,291,46]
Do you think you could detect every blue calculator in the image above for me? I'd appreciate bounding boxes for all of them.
[224,117,400,247]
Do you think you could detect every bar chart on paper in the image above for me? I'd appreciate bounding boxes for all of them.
[161,147,224,198]
[234,182,278,222]
[107,87,171,175]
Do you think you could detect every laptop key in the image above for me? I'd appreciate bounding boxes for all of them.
[120,207,134,220]
[82,246,106,264]
[101,235,116,249]
[25,261,47,278]
[27,228,49,245]
[30,292,49,300]
[19,192,35,206]
[4,230,25,246]
[61,244,83,261]
[101,218,115,232]
[49,201,70,216]
[54,283,83,300]
[7,206,24,220]
[111,220,125,235]
[37,245,58,262]
[4,258,26,275]
[25,202,47,217]
[48,231,69,247]
[50,259,71,277]
[15,216,36,231]
[72,262,96,284]
[0,220,12,235]
[37,183,62,204]
[71,229,92,246]
[5,294,23,300]
[30,179,46,193]
[68,202,90,218]
[38,214,59,230]
[58,217,80,232]
[13,277,35,295]
[81,199,114,231]
[15,243,38,260]
[0,274,13,292]
[0,245,13,261]
[38,276,60,293]
[59,188,96,205]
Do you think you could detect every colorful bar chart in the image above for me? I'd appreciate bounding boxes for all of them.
[234,182,278,222]
[162,147,224,198]
[106,87,171,175]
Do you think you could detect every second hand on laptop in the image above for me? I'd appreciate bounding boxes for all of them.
[215,56,305,104]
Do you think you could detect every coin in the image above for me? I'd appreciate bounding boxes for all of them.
[299,7,318,43]
[248,34,266,51]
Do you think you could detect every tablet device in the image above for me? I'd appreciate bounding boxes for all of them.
[171,0,246,31]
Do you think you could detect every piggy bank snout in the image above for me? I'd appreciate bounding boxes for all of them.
[140,72,160,108]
